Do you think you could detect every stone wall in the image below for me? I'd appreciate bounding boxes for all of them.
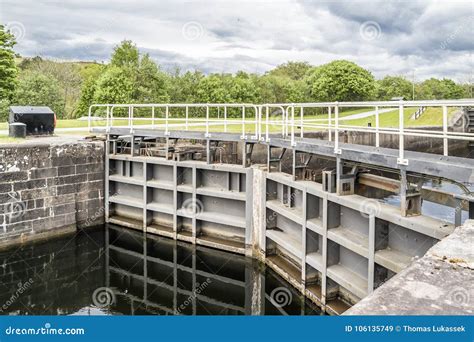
[0,140,105,249]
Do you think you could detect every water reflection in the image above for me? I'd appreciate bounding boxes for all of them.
[106,225,321,315]
[0,225,321,316]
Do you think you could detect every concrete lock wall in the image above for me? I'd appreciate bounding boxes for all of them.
[0,141,105,249]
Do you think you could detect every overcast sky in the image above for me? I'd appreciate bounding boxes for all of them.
[1,0,472,81]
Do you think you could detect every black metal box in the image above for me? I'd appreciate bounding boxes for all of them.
[9,106,56,135]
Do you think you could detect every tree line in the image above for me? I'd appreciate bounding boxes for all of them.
[0,25,472,121]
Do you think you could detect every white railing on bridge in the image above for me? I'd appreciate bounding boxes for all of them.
[89,100,474,165]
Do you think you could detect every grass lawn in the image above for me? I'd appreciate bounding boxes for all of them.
[0,107,457,139]
[0,135,24,143]
[338,107,456,128]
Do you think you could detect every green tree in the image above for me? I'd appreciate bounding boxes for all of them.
[268,61,312,81]
[227,72,259,103]
[304,60,375,102]
[135,54,169,103]
[18,56,43,71]
[110,40,139,69]
[168,69,204,103]
[93,66,134,106]
[376,76,413,100]
[0,98,10,121]
[418,78,465,99]
[257,74,306,103]
[0,24,18,101]
[14,71,65,117]
[76,63,105,117]
[461,82,473,99]
[195,74,231,103]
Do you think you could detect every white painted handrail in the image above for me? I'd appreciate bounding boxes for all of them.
[89,100,474,164]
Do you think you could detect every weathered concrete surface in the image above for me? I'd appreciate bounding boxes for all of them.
[345,220,474,315]
[251,164,267,260]
[0,139,105,249]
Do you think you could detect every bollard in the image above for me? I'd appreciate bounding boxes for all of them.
[9,122,27,138]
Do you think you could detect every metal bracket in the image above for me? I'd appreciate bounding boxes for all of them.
[397,158,409,166]
[240,135,248,140]
[204,133,211,138]
[164,131,171,136]
[334,148,342,154]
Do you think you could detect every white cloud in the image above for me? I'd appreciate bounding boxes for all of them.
[0,0,472,81]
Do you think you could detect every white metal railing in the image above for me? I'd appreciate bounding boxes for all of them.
[88,103,260,140]
[89,100,474,165]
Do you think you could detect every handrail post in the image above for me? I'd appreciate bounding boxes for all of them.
[266,106,270,142]
[88,106,92,132]
[205,105,210,138]
[291,105,296,146]
[129,105,133,134]
[165,105,169,136]
[328,106,332,141]
[152,106,155,129]
[300,106,304,138]
[224,106,227,133]
[254,106,259,140]
[397,101,408,165]
[241,106,246,139]
[282,107,286,138]
[106,106,110,133]
[185,106,189,131]
[375,106,380,148]
[334,103,341,154]
[110,106,114,133]
[443,105,448,156]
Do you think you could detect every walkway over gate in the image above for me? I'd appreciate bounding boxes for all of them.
[89,100,474,183]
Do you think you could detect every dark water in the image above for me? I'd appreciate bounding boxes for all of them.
[0,225,322,316]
